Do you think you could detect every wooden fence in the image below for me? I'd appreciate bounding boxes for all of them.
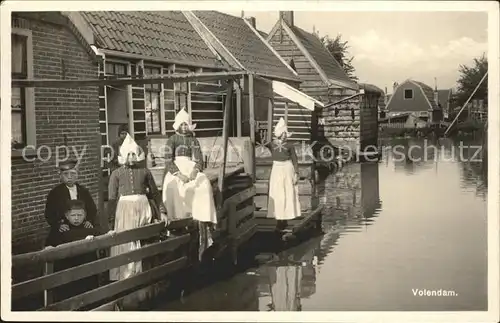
[11,167,258,311]
[11,222,191,311]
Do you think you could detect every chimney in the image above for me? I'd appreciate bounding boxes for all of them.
[280,11,294,27]
[393,82,398,91]
[246,17,256,29]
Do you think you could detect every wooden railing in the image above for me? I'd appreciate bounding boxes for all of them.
[11,222,191,311]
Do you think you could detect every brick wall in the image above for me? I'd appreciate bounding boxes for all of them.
[11,15,100,255]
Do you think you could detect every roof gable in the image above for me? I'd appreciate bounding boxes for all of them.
[268,19,357,90]
[191,11,299,82]
[411,81,438,110]
[79,11,224,68]
[385,79,438,111]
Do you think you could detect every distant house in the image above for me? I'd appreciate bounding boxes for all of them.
[266,11,381,153]
[379,112,427,129]
[385,79,443,124]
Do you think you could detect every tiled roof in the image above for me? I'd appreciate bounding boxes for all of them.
[412,81,439,109]
[437,89,452,109]
[289,25,355,87]
[79,11,224,68]
[193,11,299,81]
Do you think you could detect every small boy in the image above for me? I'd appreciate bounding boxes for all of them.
[45,200,115,302]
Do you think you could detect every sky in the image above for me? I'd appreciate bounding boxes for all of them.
[220,11,488,93]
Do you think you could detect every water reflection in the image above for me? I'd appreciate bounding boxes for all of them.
[384,138,439,175]
[382,138,487,199]
[318,161,382,232]
[257,234,322,311]
[152,139,487,311]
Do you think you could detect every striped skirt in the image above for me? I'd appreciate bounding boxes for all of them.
[267,160,301,220]
[110,194,152,281]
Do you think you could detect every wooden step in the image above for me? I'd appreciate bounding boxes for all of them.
[254,206,323,233]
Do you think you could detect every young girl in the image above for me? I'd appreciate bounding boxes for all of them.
[162,109,217,222]
[267,117,301,230]
[162,109,217,257]
[108,133,168,281]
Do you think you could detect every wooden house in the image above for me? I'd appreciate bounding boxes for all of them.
[266,12,381,157]
[76,11,323,178]
[385,79,444,124]
[9,12,102,254]
[183,11,321,143]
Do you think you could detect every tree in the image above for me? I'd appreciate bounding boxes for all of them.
[320,34,358,81]
[452,53,488,108]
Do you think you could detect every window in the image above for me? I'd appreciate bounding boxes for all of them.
[174,68,189,113]
[144,67,162,134]
[105,62,127,75]
[11,30,33,151]
[404,89,413,100]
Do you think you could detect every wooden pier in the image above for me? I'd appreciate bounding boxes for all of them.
[253,155,323,237]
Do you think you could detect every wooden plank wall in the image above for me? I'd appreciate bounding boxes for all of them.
[272,98,312,143]
[267,28,329,101]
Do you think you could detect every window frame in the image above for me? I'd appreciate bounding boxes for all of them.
[403,88,414,100]
[174,67,190,114]
[143,65,163,135]
[11,28,35,157]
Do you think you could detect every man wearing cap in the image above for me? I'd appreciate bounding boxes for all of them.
[44,159,98,234]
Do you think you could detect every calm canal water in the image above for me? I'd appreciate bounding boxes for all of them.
[152,138,488,311]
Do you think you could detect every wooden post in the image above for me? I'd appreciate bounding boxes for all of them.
[268,98,274,143]
[236,80,242,137]
[248,74,256,182]
[217,80,234,209]
[284,101,289,125]
[44,262,54,306]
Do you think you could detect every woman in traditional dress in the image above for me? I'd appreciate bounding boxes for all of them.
[267,117,301,231]
[162,109,217,257]
[108,133,168,281]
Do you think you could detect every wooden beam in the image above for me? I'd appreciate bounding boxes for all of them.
[12,222,165,267]
[217,80,235,209]
[12,71,247,88]
[236,81,242,137]
[248,74,256,182]
[268,98,274,143]
[223,186,256,213]
[444,71,488,136]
